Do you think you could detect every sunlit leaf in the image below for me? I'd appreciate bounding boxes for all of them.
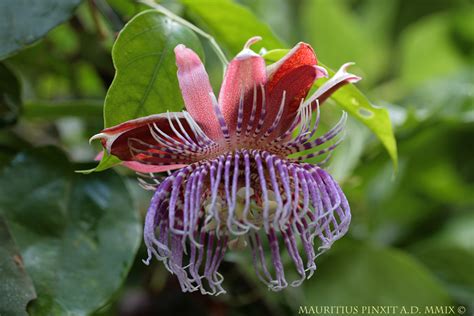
[0,0,82,59]
[180,0,283,55]
[0,63,21,128]
[264,49,398,170]
[0,217,37,316]
[0,147,141,315]
[304,240,451,306]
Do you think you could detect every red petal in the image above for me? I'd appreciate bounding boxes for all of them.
[90,113,194,164]
[218,37,267,135]
[260,43,323,138]
[266,42,319,92]
[174,45,221,140]
[264,65,318,137]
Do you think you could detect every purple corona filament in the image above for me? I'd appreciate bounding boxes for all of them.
[91,37,361,295]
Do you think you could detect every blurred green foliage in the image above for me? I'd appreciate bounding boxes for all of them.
[0,0,473,315]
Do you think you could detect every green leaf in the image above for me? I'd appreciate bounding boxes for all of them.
[264,49,398,170]
[0,0,82,59]
[180,0,284,55]
[304,240,451,307]
[104,10,204,127]
[411,213,474,307]
[89,10,204,172]
[0,147,141,315]
[0,63,22,128]
[0,217,37,316]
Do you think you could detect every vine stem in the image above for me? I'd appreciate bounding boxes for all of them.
[139,0,229,71]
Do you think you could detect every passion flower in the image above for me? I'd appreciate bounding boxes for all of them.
[92,37,360,295]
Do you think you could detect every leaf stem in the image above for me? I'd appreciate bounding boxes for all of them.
[139,0,229,69]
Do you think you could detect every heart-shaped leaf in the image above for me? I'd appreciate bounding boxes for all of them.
[0,147,141,315]
[88,10,204,173]
[104,10,204,127]
[0,0,82,59]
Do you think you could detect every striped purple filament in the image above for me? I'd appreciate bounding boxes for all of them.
[140,85,351,295]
